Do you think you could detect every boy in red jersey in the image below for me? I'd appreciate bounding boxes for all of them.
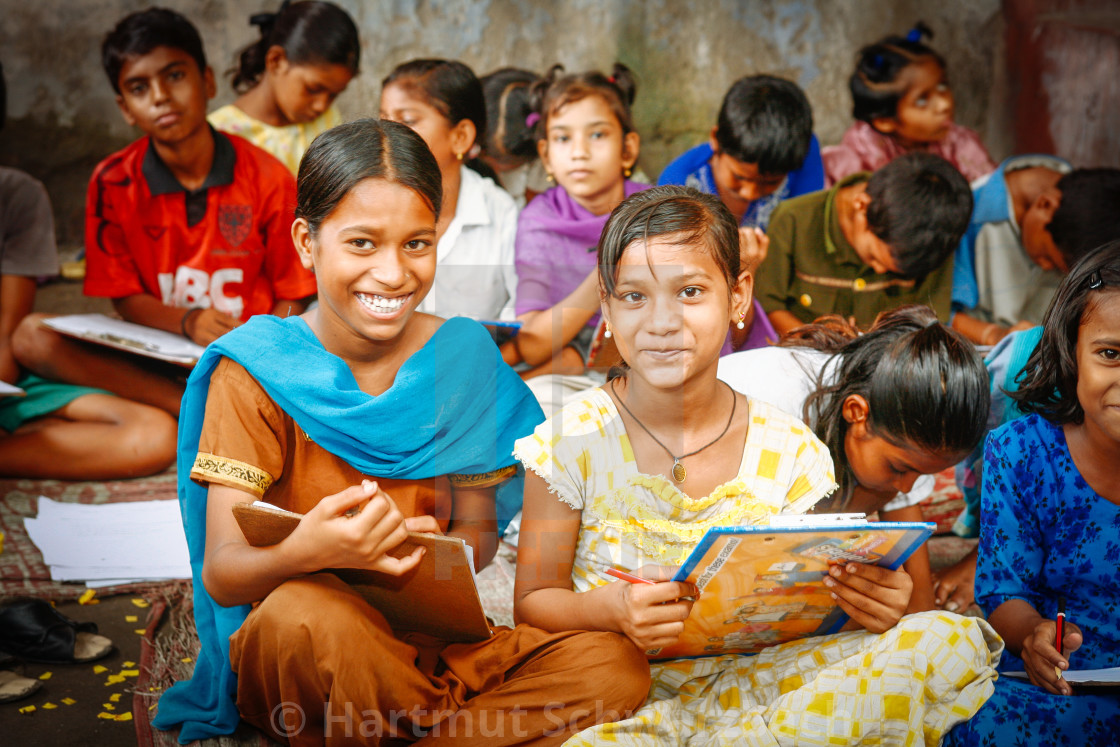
[13,8,315,416]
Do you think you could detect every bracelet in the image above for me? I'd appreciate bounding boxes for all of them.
[180,307,202,339]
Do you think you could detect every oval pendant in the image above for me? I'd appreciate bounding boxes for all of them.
[671,461,686,483]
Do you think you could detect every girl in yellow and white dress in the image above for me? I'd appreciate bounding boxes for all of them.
[513,184,1002,746]
[209,1,358,174]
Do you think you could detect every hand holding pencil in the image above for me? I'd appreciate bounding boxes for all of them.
[1022,596,1083,696]
[604,565,699,651]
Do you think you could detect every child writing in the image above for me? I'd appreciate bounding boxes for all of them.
[380,58,519,322]
[209,0,360,175]
[757,151,972,337]
[479,67,551,209]
[13,8,316,417]
[823,23,996,186]
[513,185,1000,744]
[152,118,649,745]
[952,164,1120,345]
[944,240,1120,746]
[717,305,990,612]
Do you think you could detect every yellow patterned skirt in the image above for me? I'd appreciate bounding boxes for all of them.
[565,611,1003,747]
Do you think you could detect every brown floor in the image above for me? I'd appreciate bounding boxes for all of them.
[31,275,112,316]
[4,595,145,746]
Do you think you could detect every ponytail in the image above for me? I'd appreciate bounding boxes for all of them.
[799,305,988,508]
[231,1,359,94]
[849,21,944,124]
[528,62,638,138]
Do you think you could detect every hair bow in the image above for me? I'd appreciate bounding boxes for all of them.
[525,112,540,129]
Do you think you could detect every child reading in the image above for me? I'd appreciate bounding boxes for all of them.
[823,23,996,186]
[152,118,649,744]
[944,240,1120,745]
[12,8,316,416]
[757,151,972,337]
[380,58,519,322]
[952,164,1120,345]
[209,0,360,174]
[514,185,1001,744]
[658,74,824,237]
[717,305,989,611]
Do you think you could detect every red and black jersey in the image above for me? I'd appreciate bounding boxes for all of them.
[84,130,314,320]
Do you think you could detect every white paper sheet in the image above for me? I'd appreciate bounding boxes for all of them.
[41,313,205,365]
[25,497,191,585]
[1005,667,1120,685]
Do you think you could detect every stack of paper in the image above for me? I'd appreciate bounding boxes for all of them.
[25,497,190,587]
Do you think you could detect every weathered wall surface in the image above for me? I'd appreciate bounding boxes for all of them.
[1,0,1002,249]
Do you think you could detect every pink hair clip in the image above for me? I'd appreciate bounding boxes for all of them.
[525,112,540,129]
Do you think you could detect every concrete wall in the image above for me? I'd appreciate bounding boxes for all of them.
[1,0,1002,250]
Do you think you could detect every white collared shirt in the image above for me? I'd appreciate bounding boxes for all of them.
[419,165,519,321]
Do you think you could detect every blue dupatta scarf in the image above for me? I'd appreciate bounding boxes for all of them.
[153,315,543,742]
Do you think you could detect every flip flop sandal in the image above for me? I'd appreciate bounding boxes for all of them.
[0,598,114,665]
[0,670,42,704]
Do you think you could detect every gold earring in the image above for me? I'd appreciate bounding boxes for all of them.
[456,151,464,161]
[736,311,746,330]
[603,322,612,339]
[624,167,632,178]
[546,171,555,183]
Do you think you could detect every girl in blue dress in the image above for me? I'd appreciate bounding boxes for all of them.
[946,240,1120,746]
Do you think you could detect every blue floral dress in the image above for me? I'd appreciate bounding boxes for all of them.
[945,414,1120,746]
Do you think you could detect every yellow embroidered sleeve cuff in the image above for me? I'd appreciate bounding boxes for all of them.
[191,453,275,496]
[447,465,518,490]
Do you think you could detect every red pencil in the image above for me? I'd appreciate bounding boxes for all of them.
[1055,596,1066,680]
[606,567,656,585]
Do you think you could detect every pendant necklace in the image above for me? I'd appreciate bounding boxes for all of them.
[610,379,737,484]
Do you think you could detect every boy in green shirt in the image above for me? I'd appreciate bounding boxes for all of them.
[757,152,972,335]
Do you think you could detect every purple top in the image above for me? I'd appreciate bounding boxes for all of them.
[514,180,648,323]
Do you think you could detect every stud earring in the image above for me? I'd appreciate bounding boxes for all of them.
[604,322,612,339]
[456,151,464,161]
[624,167,632,178]
[546,171,555,183]
[736,311,746,330]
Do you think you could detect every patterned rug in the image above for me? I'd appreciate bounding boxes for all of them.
[0,472,179,601]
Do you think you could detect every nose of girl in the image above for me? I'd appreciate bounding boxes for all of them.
[647,297,683,336]
[893,472,920,495]
[369,252,408,288]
